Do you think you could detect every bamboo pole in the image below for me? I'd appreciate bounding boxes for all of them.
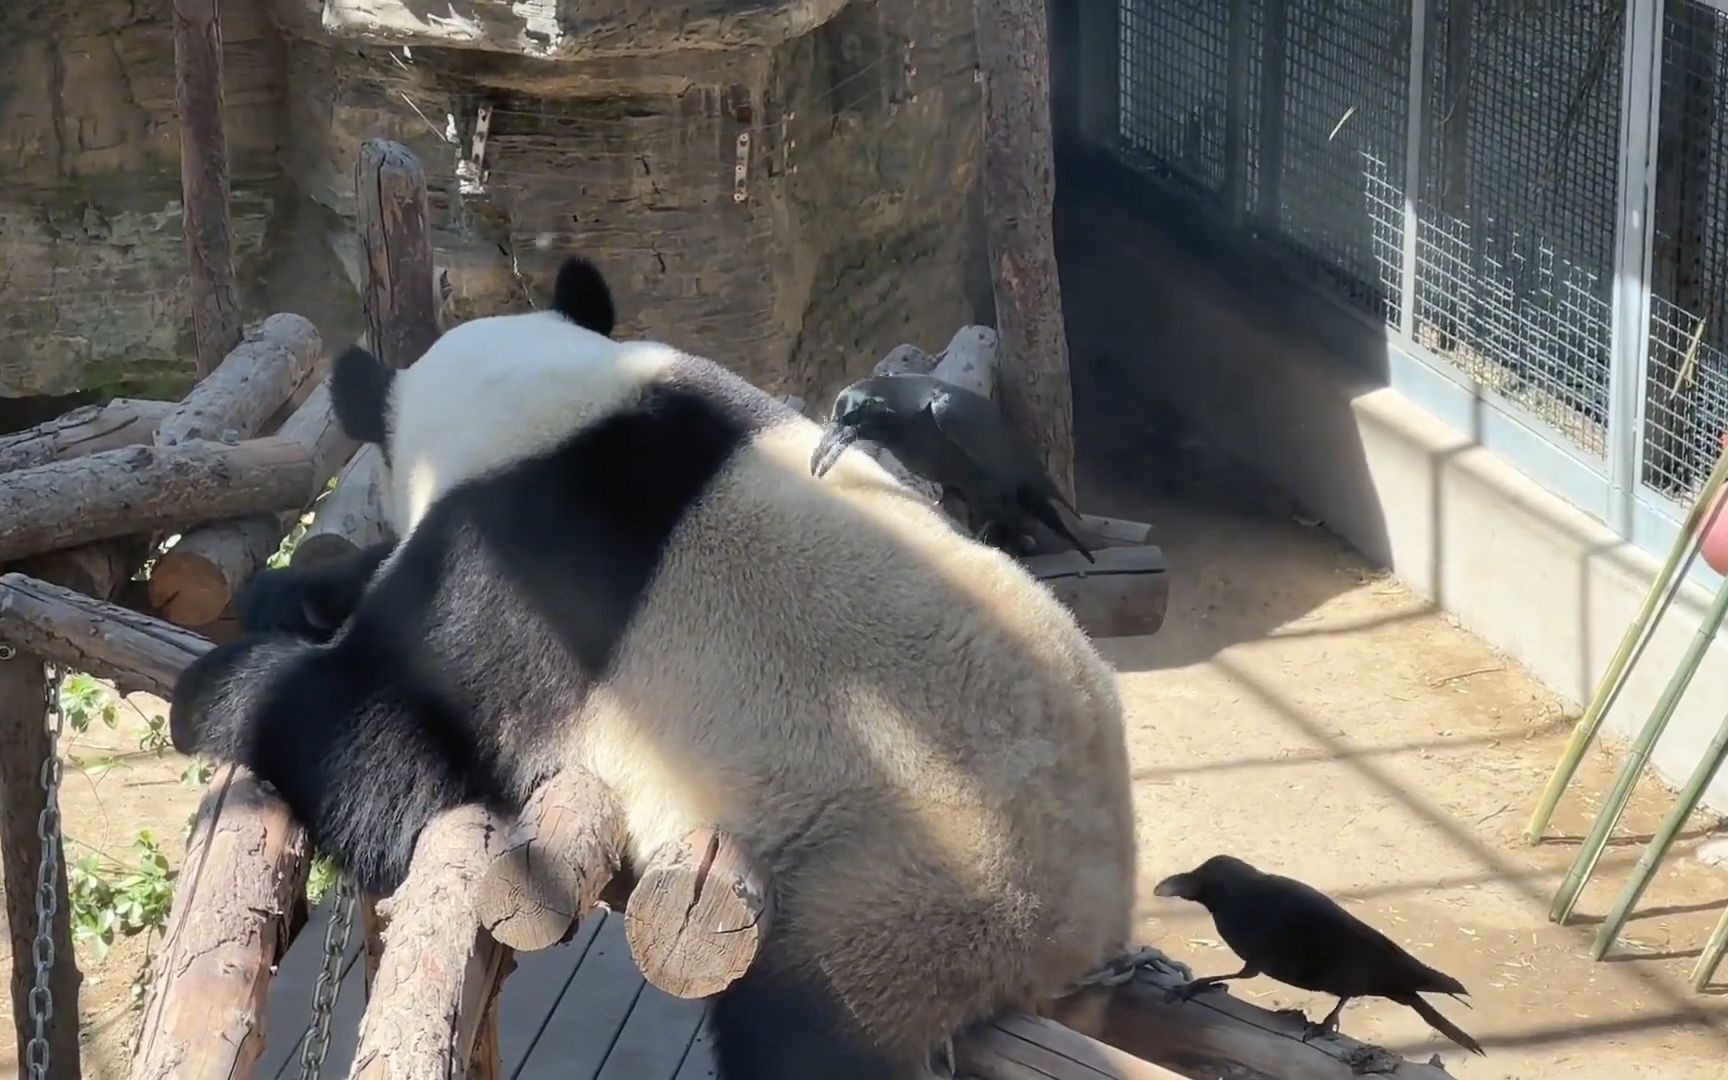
[1525,443,1728,842]
[1692,896,1728,991]
[1590,702,1728,959]
[1550,578,1728,923]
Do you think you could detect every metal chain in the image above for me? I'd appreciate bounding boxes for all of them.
[300,873,358,1078]
[25,662,67,1080]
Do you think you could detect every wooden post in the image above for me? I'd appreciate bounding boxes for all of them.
[356,140,440,371]
[972,0,1078,506]
[346,805,513,1080]
[130,765,309,1079]
[172,0,242,375]
[623,828,773,1000]
[0,653,82,1080]
[472,768,627,952]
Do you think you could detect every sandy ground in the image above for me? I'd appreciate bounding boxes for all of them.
[4,446,1728,1079]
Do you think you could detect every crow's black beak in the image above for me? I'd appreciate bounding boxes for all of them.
[811,423,859,479]
[1154,871,1200,901]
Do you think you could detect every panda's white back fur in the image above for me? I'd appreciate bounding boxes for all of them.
[379,309,1138,1067]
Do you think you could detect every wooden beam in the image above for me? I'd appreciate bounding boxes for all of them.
[472,767,626,952]
[357,139,441,371]
[0,575,214,699]
[0,654,83,1080]
[153,313,322,449]
[0,437,315,564]
[347,805,514,1080]
[958,1013,1187,1080]
[150,382,362,627]
[972,0,1078,505]
[0,399,176,475]
[172,0,242,375]
[1027,544,1169,639]
[1086,958,1460,1079]
[129,764,310,1080]
[623,828,773,1000]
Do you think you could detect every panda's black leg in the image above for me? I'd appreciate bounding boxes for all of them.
[170,634,471,895]
[236,539,396,642]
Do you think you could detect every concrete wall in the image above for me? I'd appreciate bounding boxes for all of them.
[1059,161,1728,811]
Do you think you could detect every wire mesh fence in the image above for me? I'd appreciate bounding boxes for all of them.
[1102,0,1728,532]
[1644,0,1728,502]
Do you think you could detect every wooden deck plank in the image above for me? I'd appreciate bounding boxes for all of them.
[257,898,366,1078]
[593,971,707,1080]
[254,897,715,1080]
[514,912,648,1079]
[671,1022,719,1080]
[499,909,610,1076]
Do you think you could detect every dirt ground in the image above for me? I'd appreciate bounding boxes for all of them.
[4,441,1728,1079]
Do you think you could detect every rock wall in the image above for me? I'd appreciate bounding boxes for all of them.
[2,0,986,411]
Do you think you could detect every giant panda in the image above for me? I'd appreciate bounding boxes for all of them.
[170,254,1139,1079]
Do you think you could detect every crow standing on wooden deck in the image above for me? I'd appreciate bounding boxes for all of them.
[810,373,1094,561]
[1155,854,1484,1057]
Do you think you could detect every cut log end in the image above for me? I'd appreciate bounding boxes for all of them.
[472,768,627,952]
[623,828,773,1000]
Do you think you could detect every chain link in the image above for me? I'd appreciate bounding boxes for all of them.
[300,873,357,1078]
[25,663,67,1080]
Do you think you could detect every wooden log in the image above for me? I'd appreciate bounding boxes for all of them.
[0,437,315,564]
[0,653,83,1080]
[129,764,310,1080]
[154,313,322,448]
[347,805,513,1080]
[12,538,151,604]
[1084,957,1459,1080]
[958,1013,1187,1080]
[0,574,214,699]
[150,383,362,627]
[1027,545,1170,640]
[472,767,626,952]
[357,139,441,372]
[973,0,1078,505]
[172,0,242,375]
[623,828,773,999]
[293,445,392,568]
[0,399,176,475]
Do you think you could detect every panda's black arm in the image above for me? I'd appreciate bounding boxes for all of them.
[170,633,474,895]
[236,541,396,643]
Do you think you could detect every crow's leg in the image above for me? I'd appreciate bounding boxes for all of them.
[1164,965,1258,1004]
[1300,996,1351,1042]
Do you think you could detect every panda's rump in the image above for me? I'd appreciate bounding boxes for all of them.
[573,423,1135,1056]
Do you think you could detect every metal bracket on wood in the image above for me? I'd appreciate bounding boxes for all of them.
[458,103,493,196]
[734,131,752,203]
[903,36,919,108]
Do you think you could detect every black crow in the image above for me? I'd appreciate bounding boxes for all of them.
[1155,854,1483,1057]
[809,374,1094,561]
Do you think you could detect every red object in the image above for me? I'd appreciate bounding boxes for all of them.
[1704,432,1728,576]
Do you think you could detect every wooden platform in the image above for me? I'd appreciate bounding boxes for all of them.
[260,903,715,1079]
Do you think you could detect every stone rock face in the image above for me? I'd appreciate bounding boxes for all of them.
[1,0,985,412]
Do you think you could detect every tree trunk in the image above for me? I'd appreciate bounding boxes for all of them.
[972,0,1078,505]
[172,0,242,375]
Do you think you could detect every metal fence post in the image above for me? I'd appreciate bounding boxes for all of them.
[1606,0,1668,536]
[1398,0,1429,340]
[1254,0,1288,230]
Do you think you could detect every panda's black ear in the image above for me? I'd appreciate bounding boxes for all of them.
[551,256,617,337]
[330,345,394,446]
